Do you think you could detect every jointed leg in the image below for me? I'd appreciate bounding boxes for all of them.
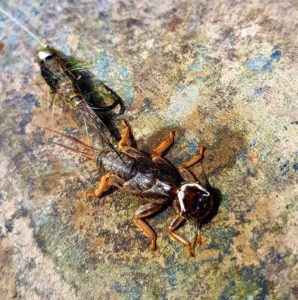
[102,82,125,114]
[118,119,131,151]
[180,146,205,169]
[151,131,175,158]
[86,173,111,198]
[168,214,195,257]
[117,119,147,158]
[87,173,124,198]
[94,173,112,198]
[133,203,164,251]
[178,146,205,181]
[192,227,202,253]
[178,168,196,182]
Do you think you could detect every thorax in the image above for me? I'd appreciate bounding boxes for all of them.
[97,149,182,201]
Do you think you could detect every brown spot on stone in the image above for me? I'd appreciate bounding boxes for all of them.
[0,41,4,53]
[89,237,106,253]
[167,15,182,32]
[0,239,17,298]
[247,149,256,170]
[36,161,76,194]
[231,193,281,266]
[204,128,246,174]
[73,198,96,235]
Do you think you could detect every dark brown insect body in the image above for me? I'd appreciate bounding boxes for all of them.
[56,120,214,257]
[37,48,123,150]
[97,148,181,201]
[36,48,214,257]
[0,6,214,257]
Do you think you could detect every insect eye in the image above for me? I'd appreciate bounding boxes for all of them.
[193,196,205,211]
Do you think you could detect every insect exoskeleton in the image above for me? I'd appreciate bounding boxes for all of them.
[176,182,214,220]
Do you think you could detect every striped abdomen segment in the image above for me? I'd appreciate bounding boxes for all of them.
[40,54,116,148]
[56,79,83,107]
[56,76,113,142]
[96,151,136,181]
[96,150,175,203]
[40,55,82,105]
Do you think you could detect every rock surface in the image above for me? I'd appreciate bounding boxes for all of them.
[0,0,297,299]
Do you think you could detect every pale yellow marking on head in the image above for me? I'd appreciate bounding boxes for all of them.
[37,49,52,62]
[177,183,210,212]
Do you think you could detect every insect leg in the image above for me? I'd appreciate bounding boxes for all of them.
[101,82,125,114]
[168,214,195,257]
[87,173,124,198]
[118,119,130,149]
[94,173,111,198]
[178,146,205,181]
[179,146,205,169]
[192,224,202,253]
[151,131,175,158]
[133,203,164,251]
[117,118,138,154]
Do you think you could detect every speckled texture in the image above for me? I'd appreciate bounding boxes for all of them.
[0,0,297,299]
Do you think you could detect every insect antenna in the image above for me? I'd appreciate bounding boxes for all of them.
[51,141,94,160]
[39,126,98,153]
[0,6,47,48]
[37,126,96,160]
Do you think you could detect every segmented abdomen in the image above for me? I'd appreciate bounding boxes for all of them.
[56,79,83,106]
[96,151,178,203]
[41,55,116,148]
[97,151,136,180]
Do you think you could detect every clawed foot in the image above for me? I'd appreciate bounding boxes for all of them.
[150,239,157,252]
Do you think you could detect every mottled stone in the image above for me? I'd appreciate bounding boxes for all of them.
[0,0,297,299]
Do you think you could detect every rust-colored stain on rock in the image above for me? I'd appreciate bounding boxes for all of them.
[205,128,247,174]
[0,41,5,52]
[0,239,17,298]
[167,15,183,32]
